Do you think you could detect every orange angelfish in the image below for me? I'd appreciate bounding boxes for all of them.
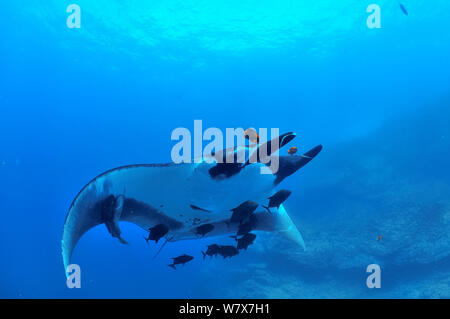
[244,128,259,144]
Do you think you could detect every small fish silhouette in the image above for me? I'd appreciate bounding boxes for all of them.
[399,3,408,16]
[287,146,298,155]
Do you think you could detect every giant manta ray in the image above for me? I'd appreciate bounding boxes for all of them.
[62,132,322,275]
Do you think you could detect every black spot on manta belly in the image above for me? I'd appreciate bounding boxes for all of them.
[208,162,243,179]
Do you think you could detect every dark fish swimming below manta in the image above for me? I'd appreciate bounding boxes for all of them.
[233,233,257,250]
[145,223,169,244]
[202,244,220,259]
[236,221,253,236]
[235,214,258,236]
[229,200,259,224]
[218,245,239,259]
[263,189,292,213]
[168,254,194,269]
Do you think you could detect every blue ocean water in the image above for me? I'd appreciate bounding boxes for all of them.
[1,1,449,298]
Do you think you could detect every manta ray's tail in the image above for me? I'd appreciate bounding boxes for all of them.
[152,237,172,260]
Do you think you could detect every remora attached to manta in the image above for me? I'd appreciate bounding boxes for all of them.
[62,132,322,276]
